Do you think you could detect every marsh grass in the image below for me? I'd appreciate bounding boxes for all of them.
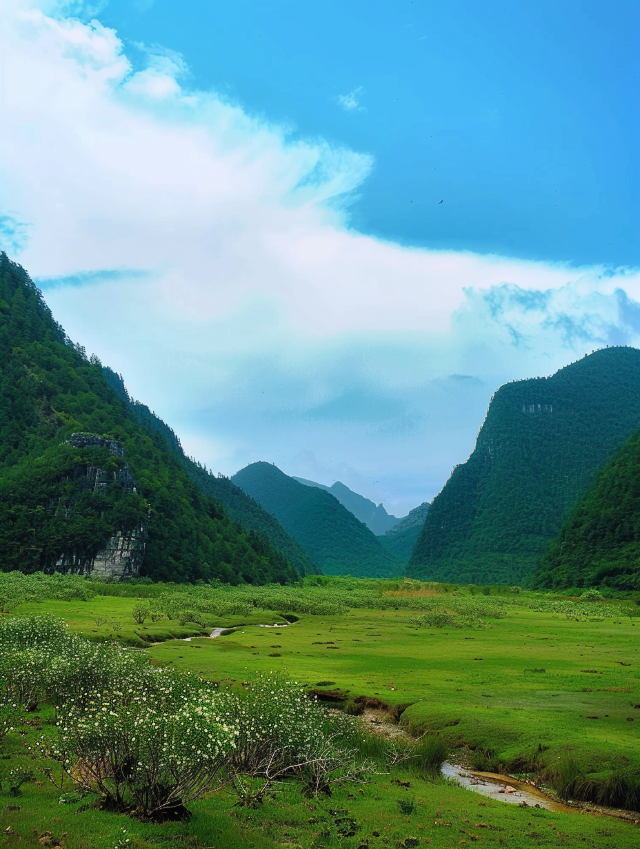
[2,576,640,846]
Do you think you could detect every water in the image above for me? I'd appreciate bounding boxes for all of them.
[441,762,564,810]
[209,623,290,638]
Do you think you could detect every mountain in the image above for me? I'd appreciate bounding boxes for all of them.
[407,348,640,585]
[293,477,400,534]
[380,501,430,562]
[103,369,319,577]
[533,426,640,591]
[232,462,402,577]
[0,253,297,584]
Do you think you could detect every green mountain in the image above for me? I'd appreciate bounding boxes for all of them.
[293,477,400,534]
[0,253,297,584]
[407,348,640,585]
[102,369,319,577]
[232,462,402,577]
[533,426,640,591]
[380,501,430,562]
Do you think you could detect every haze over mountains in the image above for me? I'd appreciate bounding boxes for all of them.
[1,252,639,591]
[293,477,400,535]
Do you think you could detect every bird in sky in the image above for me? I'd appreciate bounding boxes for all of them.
[439,199,444,204]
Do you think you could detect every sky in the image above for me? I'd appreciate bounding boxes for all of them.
[1,0,639,516]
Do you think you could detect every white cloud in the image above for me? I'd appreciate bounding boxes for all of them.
[1,0,640,513]
[336,86,365,112]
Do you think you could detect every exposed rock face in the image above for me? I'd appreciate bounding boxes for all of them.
[51,434,147,580]
[69,432,125,457]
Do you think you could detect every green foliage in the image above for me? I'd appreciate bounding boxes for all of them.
[380,502,430,563]
[534,427,640,592]
[408,348,640,585]
[103,367,319,577]
[49,684,237,819]
[233,462,402,578]
[0,253,297,585]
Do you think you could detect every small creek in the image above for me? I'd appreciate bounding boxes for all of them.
[441,762,571,812]
[208,622,290,639]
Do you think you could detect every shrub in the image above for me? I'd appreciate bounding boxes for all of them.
[44,686,238,819]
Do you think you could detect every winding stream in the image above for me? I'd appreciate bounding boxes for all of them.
[441,762,571,811]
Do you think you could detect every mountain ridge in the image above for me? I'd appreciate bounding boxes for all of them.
[0,253,298,585]
[408,347,640,585]
[233,462,402,577]
[293,476,400,534]
[533,425,640,591]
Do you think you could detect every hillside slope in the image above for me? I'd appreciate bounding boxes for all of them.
[0,253,297,584]
[533,427,640,591]
[102,369,318,577]
[380,501,430,562]
[233,463,402,577]
[293,477,400,534]
[407,348,640,585]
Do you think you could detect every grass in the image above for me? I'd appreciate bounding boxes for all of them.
[3,579,640,847]
[3,713,640,849]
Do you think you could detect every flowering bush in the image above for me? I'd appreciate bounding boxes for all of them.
[0,698,21,744]
[44,684,238,819]
[217,675,375,801]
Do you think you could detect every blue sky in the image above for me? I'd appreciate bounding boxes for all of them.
[1,0,639,515]
[100,0,640,267]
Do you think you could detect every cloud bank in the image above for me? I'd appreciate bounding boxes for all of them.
[1,0,640,514]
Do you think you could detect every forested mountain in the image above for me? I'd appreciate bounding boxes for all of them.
[0,253,297,584]
[380,501,430,562]
[408,348,640,585]
[233,462,402,577]
[103,369,318,576]
[533,426,640,591]
[293,477,400,534]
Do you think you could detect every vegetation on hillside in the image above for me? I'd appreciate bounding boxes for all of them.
[380,501,430,562]
[233,462,402,577]
[408,348,640,585]
[103,367,319,576]
[0,253,296,584]
[534,426,640,591]
[294,476,400,534]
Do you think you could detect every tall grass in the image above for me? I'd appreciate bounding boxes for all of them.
[552,758,640,813]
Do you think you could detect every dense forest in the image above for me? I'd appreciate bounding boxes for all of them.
[0,253,298,584]
[380,501,430,562]
[533,426,640,591]
[294,476,400,534]
[233,462,402,577]
[102,368,318,576]
[408,348,640,585]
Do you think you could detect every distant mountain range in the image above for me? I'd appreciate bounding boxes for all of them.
[3,255,639,591]
[408,348,640,586]
[293,477,400,535]
[233,462,402,577]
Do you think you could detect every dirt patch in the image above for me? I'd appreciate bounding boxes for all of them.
[360,708,409,739]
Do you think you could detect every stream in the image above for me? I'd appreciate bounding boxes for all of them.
[441,762,571,811]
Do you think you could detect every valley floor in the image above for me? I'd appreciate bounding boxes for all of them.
[2,576,639,848]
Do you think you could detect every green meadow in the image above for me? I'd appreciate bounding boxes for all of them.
[2,575,640,848]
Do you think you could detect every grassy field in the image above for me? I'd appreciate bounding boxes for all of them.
[2,577,640,848]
